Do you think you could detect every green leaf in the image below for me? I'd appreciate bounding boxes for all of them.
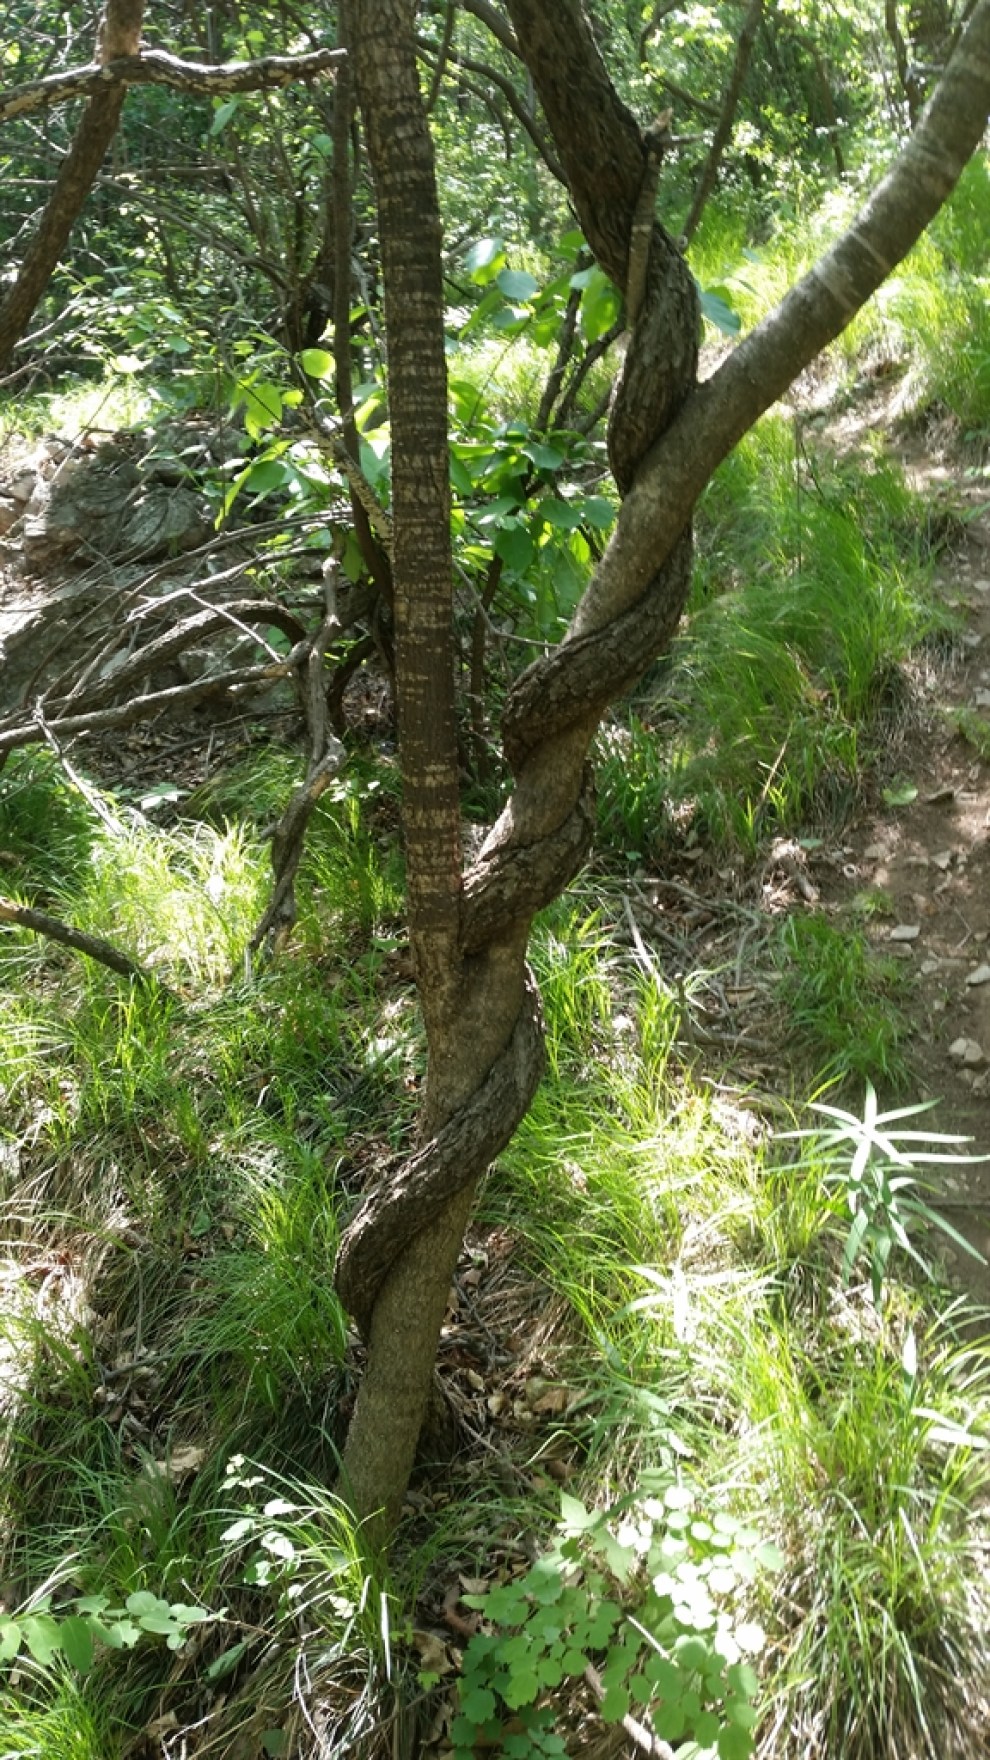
[21,1614,62,1667]
[559,1491,595,1530]
[524,441,567,473]
[299,347,334,379]
[600,1684,631,1724]
[58,1616,95,1674]
[0,1620,22,1662]
[655,1701,687,1741]
[538,498,583,531]
[461,1685,497,1723]
[503,1666,541,1707]
[580,267,621,343]
[465,238,505,284]
[497,268,540,301]
[882,779,918,806]
[210,98,240,136]
[261,1732,288,1757]
[126,1592,169,1618]
[561,1648,590,1677]
[581,495,616,529]
[674,1636,711,1672]
[695,1710,722,1745]
[206,1641,248,1682]
[698,285,742,336]
[718,1723,755,1760]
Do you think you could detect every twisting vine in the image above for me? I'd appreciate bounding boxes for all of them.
[332,0,701,1342]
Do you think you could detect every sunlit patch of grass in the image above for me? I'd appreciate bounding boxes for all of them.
[597,422,942,860]
[0,371,157,453]
[73,820,268,986]
[0,1673,124,1760]
[703,1302,990,1760]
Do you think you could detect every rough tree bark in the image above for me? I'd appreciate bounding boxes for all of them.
[331,0,990,1532]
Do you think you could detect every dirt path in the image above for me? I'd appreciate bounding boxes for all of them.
[815,410,990,1296]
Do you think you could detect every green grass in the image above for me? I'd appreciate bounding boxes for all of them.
[597,421,944,859]
[774,912,912,1088]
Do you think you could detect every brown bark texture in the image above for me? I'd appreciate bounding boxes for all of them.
[332,0,990,1533]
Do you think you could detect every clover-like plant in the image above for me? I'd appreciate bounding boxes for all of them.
[449,1479,781,1760]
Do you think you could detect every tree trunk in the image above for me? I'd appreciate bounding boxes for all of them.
[0,0,145,373]
[681,0,766,246]
[333,0,990,1534]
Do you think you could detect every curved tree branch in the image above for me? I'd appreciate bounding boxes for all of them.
[0,45,343,124]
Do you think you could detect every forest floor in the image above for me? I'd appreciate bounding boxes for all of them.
[1,375,990,1758]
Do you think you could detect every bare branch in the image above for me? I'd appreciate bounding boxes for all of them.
[460,0,520,58]
[0,895,157,988]
[0,46,344,124]
[0,650,307,758]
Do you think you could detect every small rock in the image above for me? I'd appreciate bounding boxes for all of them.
[920,958,941,976]
[959,1068,977,1088]
[974,579,990,593]
[890,924,921,941]
[973,690,990,708]
[0,497,19,535]
[949,1036,985,1066]
[965,964,990,987]
[931,850,953,870]
[862,842,885,860]
[973,1071,990,1097]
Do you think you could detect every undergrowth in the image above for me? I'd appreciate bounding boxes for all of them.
[1,164,988,1760]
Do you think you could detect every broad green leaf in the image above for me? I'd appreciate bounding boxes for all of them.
[655,1701,687,1741]
[600,1684,631,1724]
[538,498,583,531]
[476,494,524,526]
[496,268,540,301]
[460,1685,497,1723]
[559,1491,595,1530]
[674,1635,711,1672]
[299,348,334,379]
[21,1614,62,1667]
[695,1710,722,1745]
[210,99,240,136]
[502,1666,541,1707]
[206,1641,249,1682]
[240,459,289,496]
[520,440,566,470]
[699,286,742,335]
[126,1592,170,1618]
[581,495,616,529]
[0,1620,22,1662]
[58,1616,95,1674]
[580,267,621,343]
[718,1723,755,1760]
[465,238,505,284]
